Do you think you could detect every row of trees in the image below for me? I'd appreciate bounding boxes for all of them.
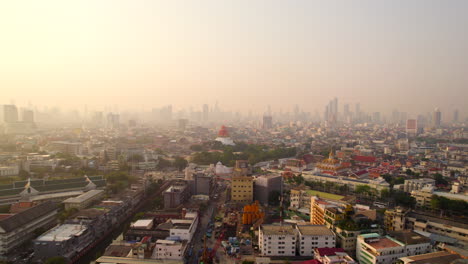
[304,180,352,195]
[430,195,468,216]
[191,144,296,166]
[155,156,188,171]
[105,171,138,194]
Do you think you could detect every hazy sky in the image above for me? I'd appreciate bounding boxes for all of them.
[1,0,467,115]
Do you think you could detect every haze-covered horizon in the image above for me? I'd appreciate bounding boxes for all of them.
[1,1,467,115]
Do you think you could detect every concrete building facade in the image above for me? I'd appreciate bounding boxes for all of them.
[296,225,336,256]
[259,225,297,257]
[231,176,253,203]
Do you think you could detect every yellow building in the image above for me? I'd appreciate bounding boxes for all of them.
[231,176,253,203]
[310,193,352,226]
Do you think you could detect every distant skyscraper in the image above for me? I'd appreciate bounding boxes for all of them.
[92,111,104,126]
[159,105,173,122]
[178,119,188,130]
[355,103,361,122]
[372,112,381,124]
[202,104,209,122]
[406,119,417,137]
[21,109,34,123]
[333,97,338,116]
[453,109,459,123]
[344,104,350,115]
[262,115,273,129]
[106,113,120,129]
[324,105,329,122]
[433,108,442,128]
[0,105,18,123]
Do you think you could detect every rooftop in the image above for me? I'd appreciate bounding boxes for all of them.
[96,256,182,264]
[102,245,132,257]
[0,201,57,233]
[261,224,297,236]
[367,237,401,250]
[388,231,431,245]
[399,251,461,264]
[131,219,153,229]
[37,224,87,242]
[315,247,345,256]
[63,189,104,203]
[297,225,334,236]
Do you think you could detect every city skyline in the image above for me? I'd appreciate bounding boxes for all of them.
[1,1,467,114]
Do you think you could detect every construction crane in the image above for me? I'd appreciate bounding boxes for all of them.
[200,235,212,264]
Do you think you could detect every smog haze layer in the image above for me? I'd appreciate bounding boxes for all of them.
[1,0,467,115]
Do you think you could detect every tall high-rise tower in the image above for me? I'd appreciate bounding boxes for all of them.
[433,108,442,128]
[262,115,273,130]
[202,104,209,122]
[453,109,459,123]
[0,105,18,123]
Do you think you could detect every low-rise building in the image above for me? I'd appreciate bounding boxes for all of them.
[231,176,253,203]
[34,224,94,261]
[47,141,83,156]
[63,189,104,210]
[168,212,198,242]
[310,194,352,226]
[403,178,435,193]
[163,182,190,209]
[254,174,282,205]
[0,165,19,176]
[356,231,431,264]
[405,211,468,242]
[411,186,468,209]
[332,225,380,258]
[296,225,336,256]
[399,251,462,264]
[193,173,213,196]
[96,239,184,264]
[384,207,408,231]
[0,201,58,258]
[153,239,187,260]
[314,248,357,264]
[259,224,297,257]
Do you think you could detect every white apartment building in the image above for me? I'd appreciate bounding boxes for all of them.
[259,225,297,257]
[0,165,19,176]
[403,178,435,193]
[296,225,336,256]
[152,240,187,260]
[169,212,198,242]
[356,232,431,264]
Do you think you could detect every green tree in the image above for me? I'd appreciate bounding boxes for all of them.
[173,156,188,171]
[355,185,371,195]
[127,154,144,162]
[190,144,204,152]
[156,158,172,170]
[44,256,67,264]
[433,173,448,186]
[19,169,30,179]
[133,212,145,222]
[430,195,440,211]
[380,188,390,199]
[34,227,46,238]
[394,191,416,208]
